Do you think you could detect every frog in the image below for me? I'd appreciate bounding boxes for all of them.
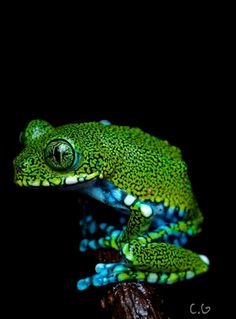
[13,119,209,291]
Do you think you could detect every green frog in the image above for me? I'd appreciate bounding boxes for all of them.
[14,119,209,290]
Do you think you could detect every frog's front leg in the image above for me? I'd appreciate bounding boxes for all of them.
[80,203,198,252]
[79,204,151,252]
[119,202,153,242]
[79,215,127,252]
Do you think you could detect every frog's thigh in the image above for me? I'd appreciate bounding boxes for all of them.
[137,221,192,246]
[122,239,209,279]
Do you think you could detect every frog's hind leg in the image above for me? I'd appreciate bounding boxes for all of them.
[121,239,209,282]
[137,220,196,247]
[77,240,209,290]
[150,218,189,246]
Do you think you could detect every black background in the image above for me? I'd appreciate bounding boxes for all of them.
[2,25,228,318]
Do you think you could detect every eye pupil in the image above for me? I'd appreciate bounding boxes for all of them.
[54,146,62,163]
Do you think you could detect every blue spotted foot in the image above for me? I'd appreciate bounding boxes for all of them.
[77,262,130,290]
[76,260,207,291]
[79,228,122,252]
[79,213,126,251]
[79,215,98,236]
[76,262,176,290]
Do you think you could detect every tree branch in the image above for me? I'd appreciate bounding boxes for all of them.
[98,250,168,319]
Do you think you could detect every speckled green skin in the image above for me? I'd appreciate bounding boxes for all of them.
[15,120,200,214]
[14,120,209,289]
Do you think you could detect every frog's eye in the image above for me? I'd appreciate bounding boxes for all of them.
[19,131,23,144]
[45,139,76,171]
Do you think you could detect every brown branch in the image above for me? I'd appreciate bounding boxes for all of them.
[99,283,168,318]
[97,250,168,319]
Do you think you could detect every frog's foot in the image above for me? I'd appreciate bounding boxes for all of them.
[79,215,126,244]
[79,215,98,236]
[76,262,170,290]
[77,262,131,290]
[79,229,122,252]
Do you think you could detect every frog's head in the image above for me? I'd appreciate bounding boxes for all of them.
[14,119,108,188]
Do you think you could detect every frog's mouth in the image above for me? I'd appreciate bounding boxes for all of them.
[15,171,100,189]
[62,171,100,188]
[62,176,98,191]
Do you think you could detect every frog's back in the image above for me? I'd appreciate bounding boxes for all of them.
[102,124,183,161]
[101,124,202,228]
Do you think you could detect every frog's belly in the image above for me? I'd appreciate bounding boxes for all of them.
[80,180,187,225]
[80,180,130,214]
[80,180,189,246]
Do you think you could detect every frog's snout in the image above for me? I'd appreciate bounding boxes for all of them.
[13,150,45,187]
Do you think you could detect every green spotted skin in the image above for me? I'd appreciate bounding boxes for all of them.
[15,120,201,216]
[122,241,208,274]
[14,119,209,290]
